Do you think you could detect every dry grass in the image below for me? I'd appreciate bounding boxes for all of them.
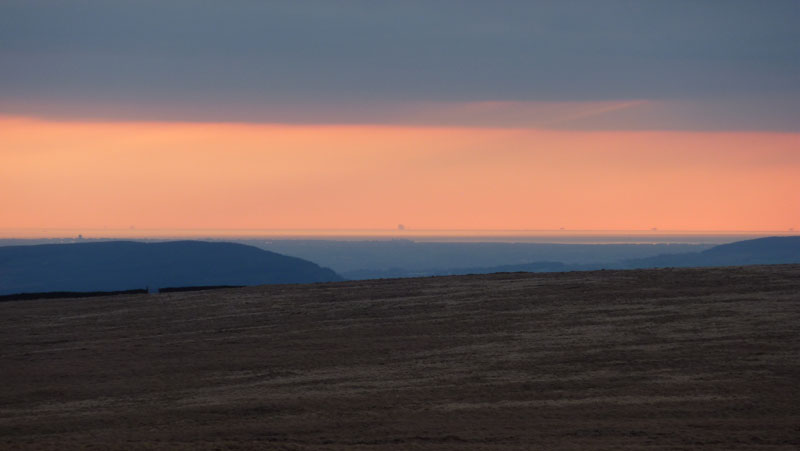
[1,265,799,450]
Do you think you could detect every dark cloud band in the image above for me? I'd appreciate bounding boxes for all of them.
[1,0,798,130]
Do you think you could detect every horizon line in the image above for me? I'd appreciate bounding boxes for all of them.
[1,227,797,238]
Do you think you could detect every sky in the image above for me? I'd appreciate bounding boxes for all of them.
[1,1,799,234]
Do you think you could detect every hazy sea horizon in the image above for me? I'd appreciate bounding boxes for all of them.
[1,228,797,245]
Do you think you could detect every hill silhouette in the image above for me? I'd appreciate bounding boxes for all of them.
[338,237,800,279]
[624,236,800,269]
[0,241,341,295]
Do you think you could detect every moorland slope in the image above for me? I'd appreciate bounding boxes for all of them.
[1,265,798,450]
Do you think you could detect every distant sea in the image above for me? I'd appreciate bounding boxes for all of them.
[1,229,797,245]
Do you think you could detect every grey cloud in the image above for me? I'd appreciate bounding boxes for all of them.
[1,0,798,129]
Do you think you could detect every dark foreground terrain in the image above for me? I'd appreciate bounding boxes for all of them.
[1,266,799,450]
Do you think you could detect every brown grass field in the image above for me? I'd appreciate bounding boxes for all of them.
[1,265,799,450]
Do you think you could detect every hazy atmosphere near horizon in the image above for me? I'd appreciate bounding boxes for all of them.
[1,0,799,236]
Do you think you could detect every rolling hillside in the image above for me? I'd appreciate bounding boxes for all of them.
[1,265,798,449]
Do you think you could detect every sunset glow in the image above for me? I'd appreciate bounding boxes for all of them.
[2,116,798,235]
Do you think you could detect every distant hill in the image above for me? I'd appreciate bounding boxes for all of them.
[342,261,572,280]
[0,241,342,295]
[454,236,800,275]
[254,239,713,274]
[625,236,800,269]
[342,236,800,279]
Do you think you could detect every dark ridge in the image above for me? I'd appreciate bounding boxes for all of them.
[158,285,244,293]
[342,261,572,280]
[624,236,800,269]
[0,240,342,295]
[0,289,147,302]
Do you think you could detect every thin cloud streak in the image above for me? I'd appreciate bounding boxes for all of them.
[538,101,649,127]
[4,98,797,132]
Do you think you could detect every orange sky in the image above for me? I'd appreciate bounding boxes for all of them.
[1,116,798,234]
